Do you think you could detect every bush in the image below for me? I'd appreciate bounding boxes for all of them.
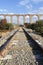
[24,20,43,36]
[30,23,36,30]
[0,19,14,30]
[5,23,14,30]
[35,20,43,34]
[0,19,7,30]
[24,23,31,28]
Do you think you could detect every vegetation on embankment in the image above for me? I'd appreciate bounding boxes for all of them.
[0,18,14,37]
[24,20,43,36]
[0,19,14,31]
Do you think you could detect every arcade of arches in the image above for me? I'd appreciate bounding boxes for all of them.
[0,14,43,25]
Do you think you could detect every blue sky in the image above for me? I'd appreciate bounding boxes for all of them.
[0,0,43,24]
[0,0,43,14]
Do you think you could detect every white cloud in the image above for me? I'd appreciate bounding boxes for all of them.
[8,13,14,14]
[0,9,3,12]
[19,0,33,10]
[28,10,37,14]
[26,4,32,9]
[38,7,43,14]
[19,0,29,6]
[28,7,43,14]
[2,12,14,14]
[32,0,43,3]
[18,0,43,14]
[0,9,7,12]
[39,7,43,11]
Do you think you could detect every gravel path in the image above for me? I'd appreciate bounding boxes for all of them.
[0,28,38,65]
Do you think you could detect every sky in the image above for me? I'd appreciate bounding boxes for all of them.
[0,0,43,14]
[0,0,43,24]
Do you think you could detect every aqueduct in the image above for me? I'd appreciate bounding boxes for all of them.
[0,14,43,24]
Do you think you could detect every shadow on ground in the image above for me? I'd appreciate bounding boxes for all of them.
[23,28,43,65]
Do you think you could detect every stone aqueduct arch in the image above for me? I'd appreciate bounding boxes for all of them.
[0,14,43,24]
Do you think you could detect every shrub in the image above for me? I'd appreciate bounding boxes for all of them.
[30,23,35,30]
[0,19,14,30]
[35,20,43,34]
[24,20,43,36]
[24,23,31,28]
[5,23,14,30]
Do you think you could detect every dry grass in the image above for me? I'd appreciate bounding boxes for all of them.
[1,30,9,36]
[14,25,19,29]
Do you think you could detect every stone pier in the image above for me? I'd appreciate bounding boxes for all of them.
[17,16,19,25]
[10,16,13,23]
[23,15,25,24]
